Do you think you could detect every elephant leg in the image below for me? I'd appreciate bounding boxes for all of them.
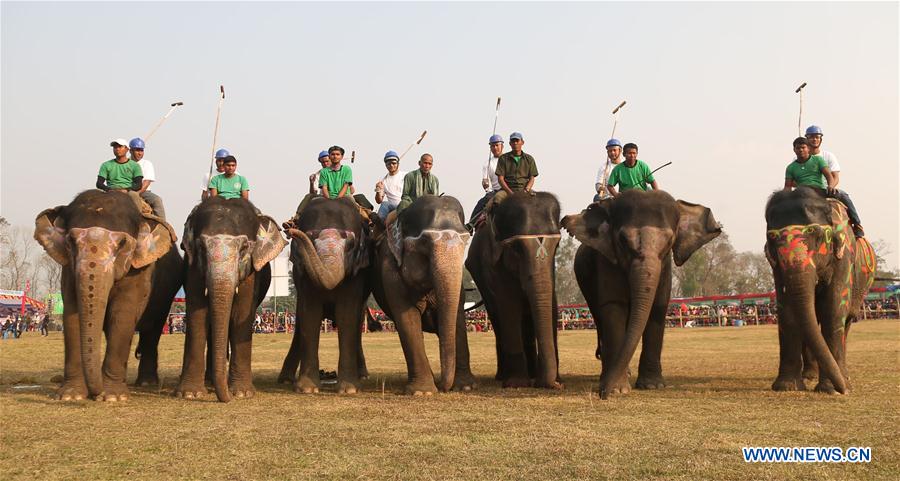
[56,270,88,401]
[635,302,667,390]
[295,298,324,394]
[175,275,209,399]
[801,343,819,381]
[521,312,538,381]
[495,299,530,388]
[100,285,145,401]
[334,294,363,394]
[392,302,437,395]
[357,333,369,380]
[772,305,805,392]
[278,314,303,384]
[452,298,476,391]
[814,288,848,394]
[134,326,162,387]
[597,302,630,395]
[228,275,257,399]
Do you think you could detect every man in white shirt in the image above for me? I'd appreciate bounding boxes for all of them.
[805,124,864,236]
[375,150,407,219]
[466,134,504,232]
[594,138,623,202]
[129,137,166,218]
[309,150,330,195]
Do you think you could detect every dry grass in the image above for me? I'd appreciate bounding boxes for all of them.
[1,320,898,480]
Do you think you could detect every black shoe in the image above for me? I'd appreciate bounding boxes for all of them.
[853,225,865,238]
[464,223,474,235]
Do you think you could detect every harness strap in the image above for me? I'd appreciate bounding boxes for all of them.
[499,234,561,260]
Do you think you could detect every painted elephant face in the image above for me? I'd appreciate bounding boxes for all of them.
[765,190,852,274]
[563,191,721,268]
[288,197,369,290]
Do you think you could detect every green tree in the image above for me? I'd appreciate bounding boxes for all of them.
[555,236,585,305]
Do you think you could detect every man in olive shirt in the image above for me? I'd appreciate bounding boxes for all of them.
[96,138,143,192]
[208,156,249,200]
[398,153,440,212]
[607,143,659,197]
[783,137,863,236]
[495,132,538,194]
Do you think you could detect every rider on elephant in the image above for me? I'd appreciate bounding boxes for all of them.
[787,133,864,237]
[495,131,538,197]
[201,148,232,200]
[208,155,250,200]
[466,134,504,233]
[128,137,166,219]
[606,142,659,197]
[96,138,144,193]
[319,145,354,199]
[309,150,330,195]
[594,138,624,202]
[397,153,439,213]
[374,150,406,219]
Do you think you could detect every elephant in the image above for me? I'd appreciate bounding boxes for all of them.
[465,191,563,389]
[277,196,373,394]
[562,190,721,399]
[175,196,287,402]
[764,187,876,394]
[371,195,475,394]
[33,190,181,401]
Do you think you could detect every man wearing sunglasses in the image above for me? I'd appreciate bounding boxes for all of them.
[375,150,407,219]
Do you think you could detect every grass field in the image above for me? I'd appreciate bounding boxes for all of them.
[1,320,898,480]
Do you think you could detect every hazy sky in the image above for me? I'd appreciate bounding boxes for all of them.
[2,2,898,268]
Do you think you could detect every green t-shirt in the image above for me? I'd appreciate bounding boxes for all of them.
[318,165,353,199]
[98,159,142,189]
[608,160,654,191]
[785,155,827,189]
[208,173,249,199]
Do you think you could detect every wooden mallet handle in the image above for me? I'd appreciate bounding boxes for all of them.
[795,82,807,93]
[612,100,627,114]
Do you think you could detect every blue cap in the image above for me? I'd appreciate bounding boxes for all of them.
[509,132,524,141]
[606,138,621,148]
[129,137,145,149]
[489,134,504,144]
[318,150,329,160]
[384,150,400,162]
[215,148,230,159]
[805,125,823,136]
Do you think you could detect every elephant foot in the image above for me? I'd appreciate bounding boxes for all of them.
[802,368,818,382]
[230,386,256,399]
[294,376,320,394]
[814,380,847,395]
[535,379,564,390]
[336,381,360,394]
[599,377,631,399]
[772,376,806,392]
[404,379,437,396]
[452,370,477,392]
[358,367,370,380]
[54,382,88,401]
[97,382,130,402]
[134,374,160,388]
[173,381,208,399]
[635,375,667,390]
[276,370,296,385]
[502,376,532,389]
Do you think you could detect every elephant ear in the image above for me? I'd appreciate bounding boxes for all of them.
[351,219,371,277]
[34,206,69,266]
[827,200,849,260]
[387,214,404,267]
[113,234,137,280]
[181,220,195,266]
[561,202,617,264]
[133,220,174,269]
[673,200,722,267]
[252,214,288,271]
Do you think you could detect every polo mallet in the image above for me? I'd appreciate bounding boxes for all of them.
[350,150,356,164]
[486,97,501,168]
[145,101,184,141]
[398,130,427,160]
[208,85,226,179]
[641,161,673,186]
[611,100,627,138]
[795,82,807,136]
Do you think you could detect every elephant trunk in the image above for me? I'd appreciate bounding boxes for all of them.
[430,232,467,391]
[76,270,114,398]
[207,269,236,403]
[600,257,661,399]
[291,230,344,290]
[785,272,848,393]
[526,255,558,388]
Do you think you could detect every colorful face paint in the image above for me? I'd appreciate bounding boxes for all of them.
[766,224,832,270]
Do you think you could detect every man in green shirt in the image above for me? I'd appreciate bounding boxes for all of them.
[783,137,863,236]
[398,153,440,212]
[96,138,143,192]
[607,143,659,197]
[319,145,353,199]
[495,132,538,194]
[208,155,249,200]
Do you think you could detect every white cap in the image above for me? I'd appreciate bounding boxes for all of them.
[110,138,129,147]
